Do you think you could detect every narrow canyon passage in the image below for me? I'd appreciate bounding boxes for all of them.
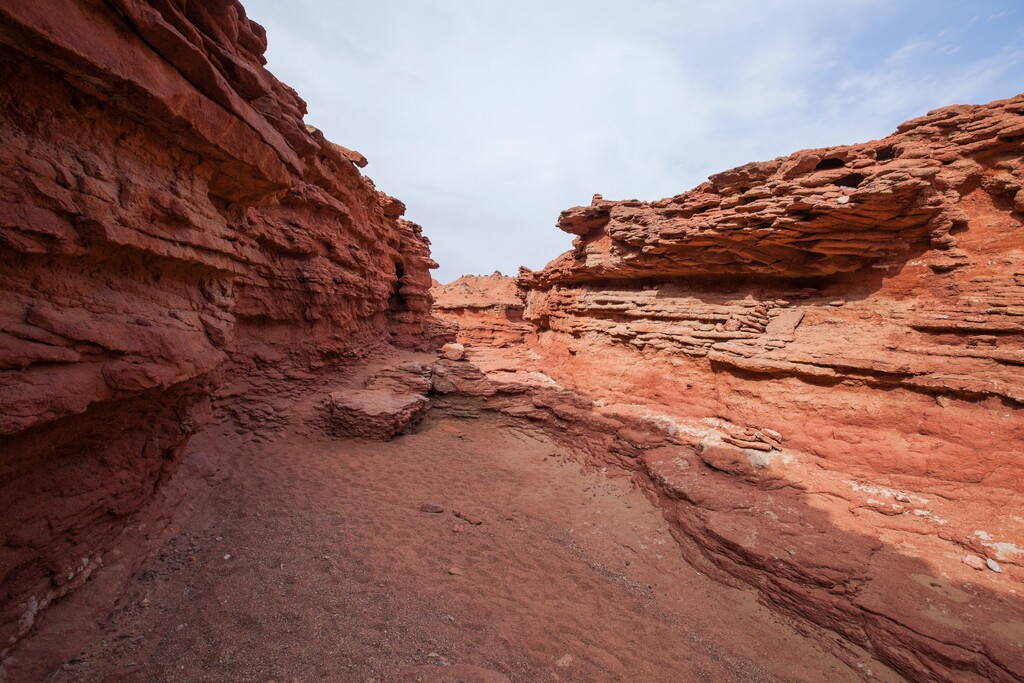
[12,370,893,682]
[1,1,1022,681]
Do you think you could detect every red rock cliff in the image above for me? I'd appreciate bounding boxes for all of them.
[520,95,1023,476]
[504,95,1024,680]
[0,0,443,655]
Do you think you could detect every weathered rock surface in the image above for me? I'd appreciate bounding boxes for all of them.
[518,96,1024,491]
[530,97,1024,282]
[432,273,532,348]
[420,344,1024,682]
[0,0,444,656]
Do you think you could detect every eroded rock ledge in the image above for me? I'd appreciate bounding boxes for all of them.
[0,0,446,657]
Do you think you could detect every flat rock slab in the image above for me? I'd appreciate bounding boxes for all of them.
[320,389,429,440]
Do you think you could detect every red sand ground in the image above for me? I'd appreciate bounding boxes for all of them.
[21,396,900,682]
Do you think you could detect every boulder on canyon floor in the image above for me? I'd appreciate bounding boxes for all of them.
[319,389,430,441]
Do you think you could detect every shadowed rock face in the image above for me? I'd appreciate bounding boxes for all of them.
[0,0,445,655]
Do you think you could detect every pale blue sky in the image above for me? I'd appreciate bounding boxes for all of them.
[243,0,1024,282]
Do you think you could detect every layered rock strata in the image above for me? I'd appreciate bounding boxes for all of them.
[0,0,443,656]
[518,95,1024,492]
[431,273,532,348]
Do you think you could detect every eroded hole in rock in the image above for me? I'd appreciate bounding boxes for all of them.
[814,157,846,170]
[836,172,865,188]
[875,145,896,161]
[389,261,408,312]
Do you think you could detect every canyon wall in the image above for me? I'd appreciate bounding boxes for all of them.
[0,0,442,657]
[520,95,1024,484]
[441,95,1024,680]
[431,273,531,348]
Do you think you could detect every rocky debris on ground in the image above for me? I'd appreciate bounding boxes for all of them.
[419,502,445,514]
[439,424,468,439]
[696,444,785,487]
[454,511,483,526]
[963,555,986,570]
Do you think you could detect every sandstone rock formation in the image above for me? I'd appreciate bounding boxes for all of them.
[313,353,501,442]
[0,0,445,656]
[441,342,466,360]
[518,95,1024,488]
[432,273,532,348]
[432,95,1024,681]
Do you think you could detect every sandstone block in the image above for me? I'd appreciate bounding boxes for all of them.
[320,390,429,440]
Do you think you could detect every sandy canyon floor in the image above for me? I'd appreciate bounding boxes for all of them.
[9,361,901,682]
